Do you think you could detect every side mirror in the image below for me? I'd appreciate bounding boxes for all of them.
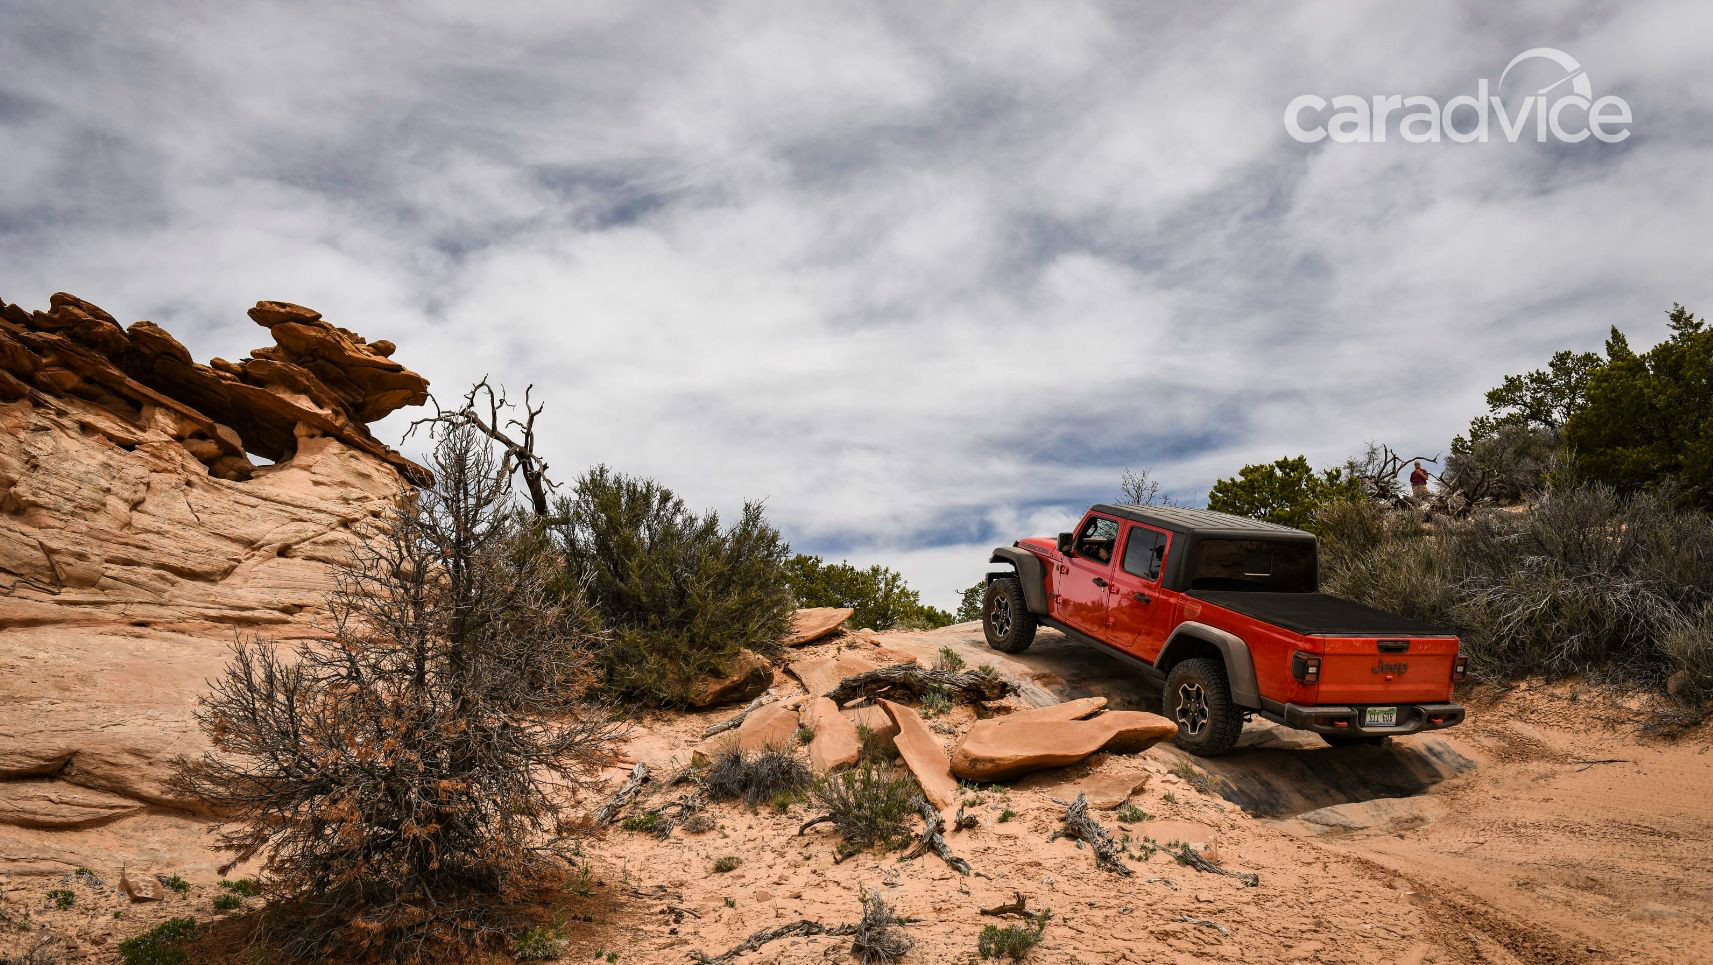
[1057,532,1074,555]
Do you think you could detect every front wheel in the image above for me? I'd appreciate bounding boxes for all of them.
[1163,658,1243,756]
[982,578,1037,653]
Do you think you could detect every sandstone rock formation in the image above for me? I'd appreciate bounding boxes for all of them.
[686,649,774,708]
[798,697,860,773]
[0,292,428,873]
[692,699,804,763]
[786,607,853,645]
[879,699,959,812]
[950,706,1177,782]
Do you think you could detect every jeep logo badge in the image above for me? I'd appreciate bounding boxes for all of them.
[1372,659,1408,675]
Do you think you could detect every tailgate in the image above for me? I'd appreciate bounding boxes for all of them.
[1314,636,1460,703]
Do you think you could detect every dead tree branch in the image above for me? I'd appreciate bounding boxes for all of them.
[903,797,973,876]
[407,378,557,517]
[1179,914,1230,937]
[826,664,1014,706]
[701,691,779,738]
[980,892,1033,918]
[1049,793,1131,876]
[592,762,650,825]
[1167,843,1259,887]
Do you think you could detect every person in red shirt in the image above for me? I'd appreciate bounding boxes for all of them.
[1409,461,1430,501]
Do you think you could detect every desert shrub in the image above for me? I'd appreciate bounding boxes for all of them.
[700,746,812,807]
[1320,482,1713,692]
[160,876,188,894]
[851,889,913,964]
[45,890,73,910]
[854,724,899,765]
[919,688,952,718]
[977,912,1050,961]
[118,918,198,965]
[954,582,986,623]
[513,921,567,961]
[1443,423,1562,506]
[218,879,261,898]
[710,856,741,874]
[1115,803,1149,823]
[212,894,240,912]
[170,424,624,961]
[555,467,795,704]
[934,646,966,672]
[784,555,952,630]
[807,762,917,855]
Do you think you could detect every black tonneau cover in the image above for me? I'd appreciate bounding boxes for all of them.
[1189,590,1453,636]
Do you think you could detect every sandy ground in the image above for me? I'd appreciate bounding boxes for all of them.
[2,624,1709,963]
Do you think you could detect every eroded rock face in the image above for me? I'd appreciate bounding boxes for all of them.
[950,707,1178,782]
[786,607,853,645]
[0,293,426,871]
[799,697,860,773]
[879,699,958,812]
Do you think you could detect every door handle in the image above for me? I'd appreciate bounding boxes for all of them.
[1091,577,1108,588]
[1133,592,1152,604]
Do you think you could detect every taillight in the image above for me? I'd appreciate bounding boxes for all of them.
[1291,652,1321,684]
[1451,654,1468,682]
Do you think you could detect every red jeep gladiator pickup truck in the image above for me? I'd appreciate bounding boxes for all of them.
[982,504,1466,756]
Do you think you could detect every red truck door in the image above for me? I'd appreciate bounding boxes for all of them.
[1107,522,1177,659]
[1058,513,1121,634]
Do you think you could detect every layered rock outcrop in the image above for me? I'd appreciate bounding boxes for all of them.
[0,292,427,873]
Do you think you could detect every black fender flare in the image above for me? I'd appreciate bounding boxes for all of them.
[987,546,1050,615]
[1156,622,1262,708]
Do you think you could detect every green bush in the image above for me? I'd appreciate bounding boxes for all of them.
[513,921,567,961]
[977,912,1050,960]
[954,582,986,623]
[218,878,261,898]
[118,918,198,965]
[46,889,74,909]
[784,555,952,630]
[212,893,241,911]
[1207,455,1363,532]
[711,856,741,874]
[555,467,796,704]
[1319,483,1713,693]
[700,746,812,807]
[807,761,918,856]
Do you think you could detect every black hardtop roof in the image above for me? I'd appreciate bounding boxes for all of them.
[1089,503,1317,541]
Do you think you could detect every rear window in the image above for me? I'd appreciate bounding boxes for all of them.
[1188,538,1316,592]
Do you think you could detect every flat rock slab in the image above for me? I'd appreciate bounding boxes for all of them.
[843,704,897,740]
[799,697,860,773]
[786,607,853,645]
[0,780,148,829]
[985,696,1108,727]
[951,710,1177,782]
[789,651,881,697]
[879,699,959,811]
[692,700,802,762]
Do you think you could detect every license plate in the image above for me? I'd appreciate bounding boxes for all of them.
[1363,706,1398,728]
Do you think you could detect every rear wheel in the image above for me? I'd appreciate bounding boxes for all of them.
[982,577,1037,653]
[1321,733,1392,749]
[1164,658,1243,756]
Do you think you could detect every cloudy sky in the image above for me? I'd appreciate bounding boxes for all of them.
[3,1,1710,608]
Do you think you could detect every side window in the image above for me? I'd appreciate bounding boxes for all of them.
[1122,527,1167,581]
[1073,516,1120,565]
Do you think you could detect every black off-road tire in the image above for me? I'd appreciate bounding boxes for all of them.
[1164,657,1244,757]
[1321,733,1392,749]
[982,577,1037,654]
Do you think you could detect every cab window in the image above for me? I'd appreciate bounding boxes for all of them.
[1121,526,1167,581]
[1073,515,1120,565]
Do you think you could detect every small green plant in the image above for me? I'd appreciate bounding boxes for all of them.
[712,856,742,874]
[566,863,597,897]
[920,687,953,718]
[212,893,241,912]
[217,878,261,898]
[118,917,198,965]
[701,746,813,807]
[723,897,737,908]
[514,920,567,961]
[1162,791,1177,805]
[855,724,899,765]
[806,761,918,856]
[934,646,966,672]
[997,808,1017,823]
[160,875,190,894]
[977,911,1051,960]
[73,868,99,884]
[604,952,620,962]
[620,812,664,834]
[795,725,815,745]
[46,890,74,910]
[1116,803,1150,823]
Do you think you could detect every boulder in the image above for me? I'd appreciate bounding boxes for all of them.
[786,607,853,645]
[686,649,773,708]
[1025,769,1151,810]
[950,710,1177,782]
[120,868,164,903]
[692,700,802,763]
[799,697,860,773]
[788,650,878,697]
[879,699,959,811]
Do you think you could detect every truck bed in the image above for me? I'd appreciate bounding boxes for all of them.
[1188,590,1453,636]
